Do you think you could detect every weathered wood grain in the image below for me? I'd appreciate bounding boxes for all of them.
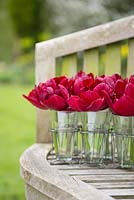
[59,168,133,175]
[25,184,52,200]
[77,174,134,183]
[20,144,114,200]
[36,16,134,59]
[90,182,134,189]
[102,188,134,197]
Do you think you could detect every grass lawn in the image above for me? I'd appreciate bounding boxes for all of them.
[0,84,35,200]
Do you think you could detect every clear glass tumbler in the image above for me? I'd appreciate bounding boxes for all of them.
[114,115,134,168]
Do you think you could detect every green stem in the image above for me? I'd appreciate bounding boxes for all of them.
[53,132,58,155]
[66,131,72,154]
[105,132,110,158]
[83,133,90,152]
[130,138,134,163]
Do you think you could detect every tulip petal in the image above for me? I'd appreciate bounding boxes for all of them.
[58,84,69,99]
[22,94,47,109]
[125,83,134,99]
[94,83,110,97]
[113,96,134,116]
[80,90,100,102]
[74,78,83,95]
[44,95,67,110]
[129,75,134,85]
[86,98,106,111]
[100,90,115,113]
[54,76,67,84]
[68,96,88,111]
[115,79,127,98]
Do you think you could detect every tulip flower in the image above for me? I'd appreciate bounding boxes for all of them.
[93,74,127,103]
[23,77,69,111]
[73,71,94,95]
[68,90,107,112]
[102,75,134,116]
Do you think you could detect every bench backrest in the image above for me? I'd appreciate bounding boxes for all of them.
[35,16,134,143]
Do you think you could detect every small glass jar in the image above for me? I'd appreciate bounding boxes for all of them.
[50,111,83,161]
[116,134,134,168]
[52,111,79,129]
[81,130,106,165]
[50,127,77,161]
[114,115,134,168]
[81,109,114,165]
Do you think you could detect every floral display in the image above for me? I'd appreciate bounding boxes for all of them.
[23,70,133,116]
[23,71,134,167]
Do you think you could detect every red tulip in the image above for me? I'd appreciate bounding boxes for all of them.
[23,87,48,109]
[73,71,94,95]
[94,74,127,102]
[23,77,69,111]
[102,76,134,116]
[68,90,106,112]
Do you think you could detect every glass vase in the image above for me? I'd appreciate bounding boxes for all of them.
[51,111,83,161]
[81,109,114,165]
[114,115,134,168]
[81,130,106,165]
[51,127,78,161]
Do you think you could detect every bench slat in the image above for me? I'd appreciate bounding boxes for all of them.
[59,168,133,175]
[61,53,77,76]
[90,182,134,189]
[105,42,121,75]
[77,174,134,183]
[83,48,99,75]
[102,188,134,196]
[127,38,134,76]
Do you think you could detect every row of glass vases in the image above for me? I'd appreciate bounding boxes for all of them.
[50,110,134,169]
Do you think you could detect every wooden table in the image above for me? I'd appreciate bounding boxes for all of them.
[20,144,134,200]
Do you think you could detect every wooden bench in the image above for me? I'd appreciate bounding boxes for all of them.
[20,16,134,200]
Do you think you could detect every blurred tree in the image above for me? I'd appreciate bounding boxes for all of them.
[46,0,134,36]
[46,0,108,36]
[9,0,45,43]
[0,0,15,62]
[102,0,134,20]
[8,0,53,56]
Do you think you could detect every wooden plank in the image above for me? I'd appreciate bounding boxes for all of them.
[90,182,134,189]
[105,42,121,75]
[36,16,134,58]
[77,174,134,183]
[119,199,134,200]
[25,184,52,200]
[61,53,77,77]
[102,189,134,197]
[35,47,55,143]
[60,169,133,176]
[20,144,114,200]
[127,38,134,76]
[36,109,52,143]
[35,49,55,84]
[83,48,99,75]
